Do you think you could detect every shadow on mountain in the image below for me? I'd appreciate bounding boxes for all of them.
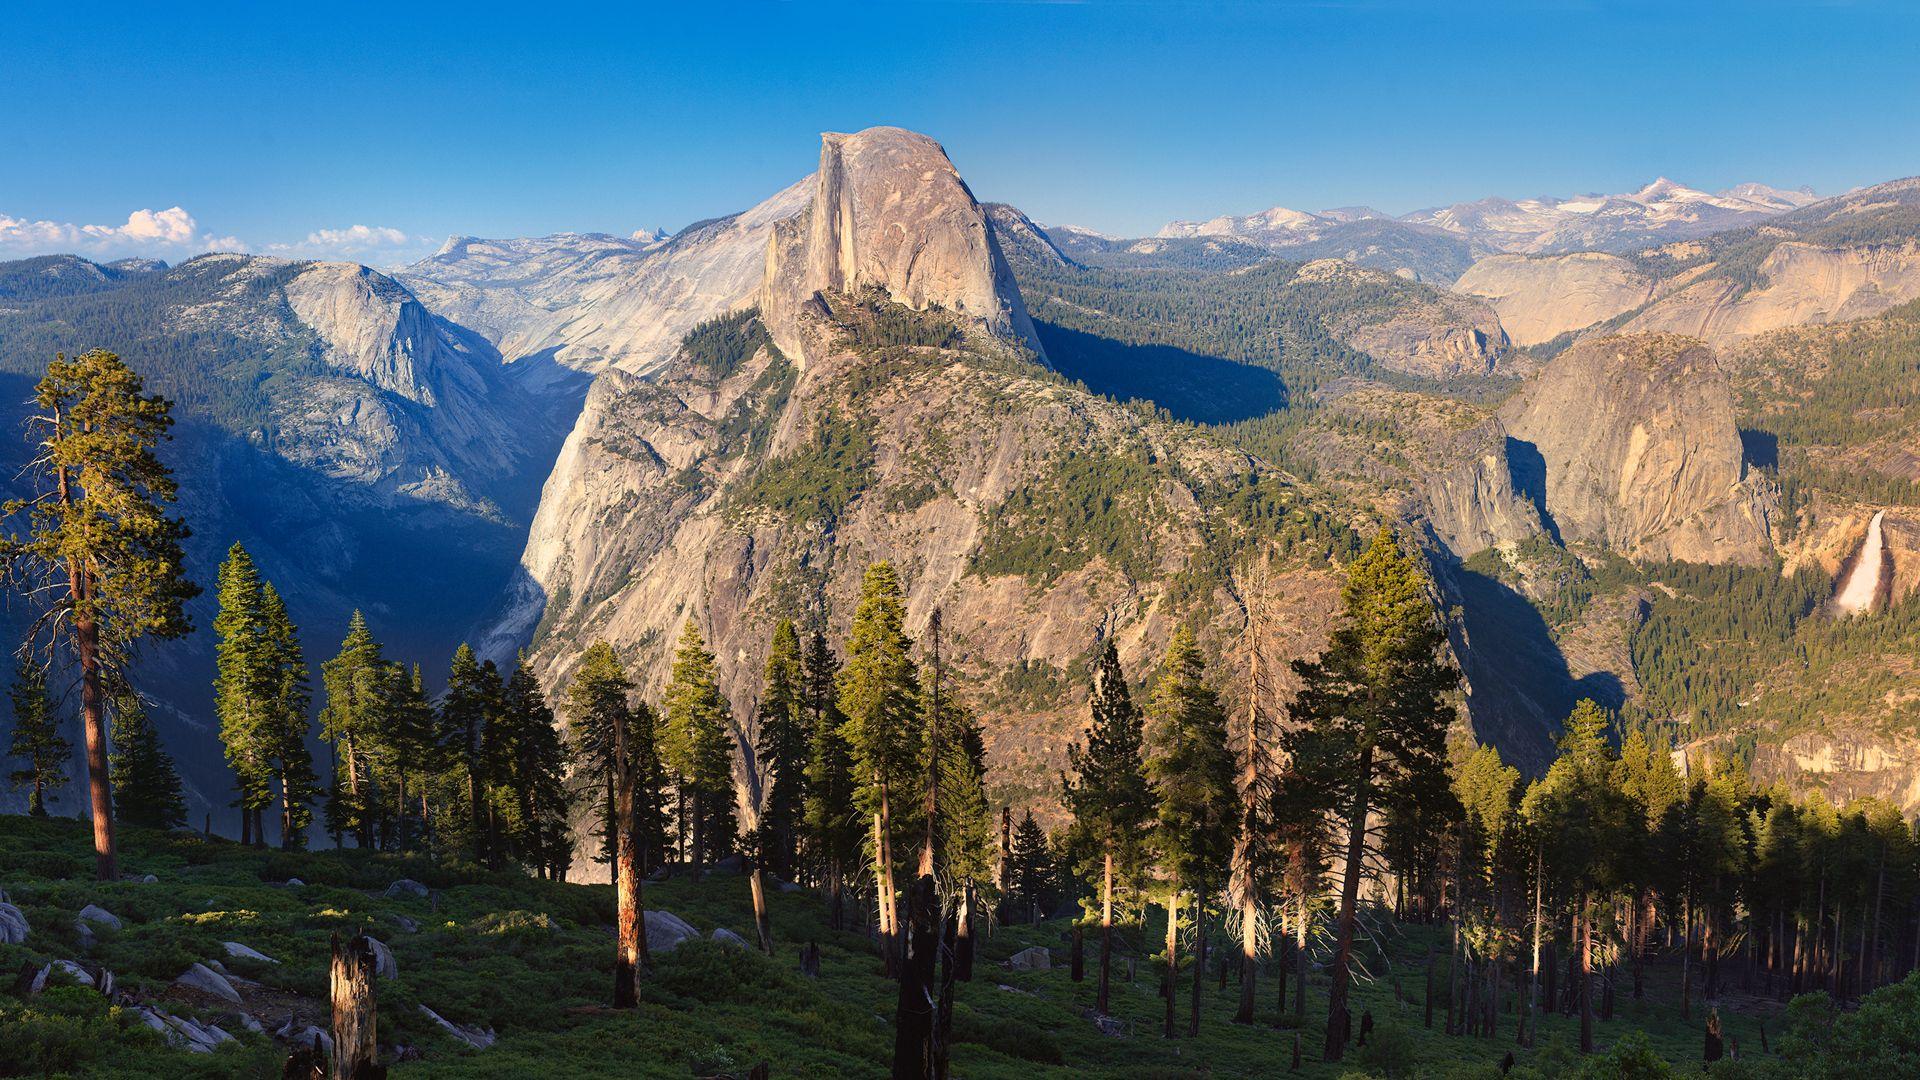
[1032,320,1286,424]
[1504,436,1562,544]
[1739,428,1779,471]
[1442,562,1626,774]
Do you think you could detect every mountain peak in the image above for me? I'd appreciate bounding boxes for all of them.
[761,125,1042,361]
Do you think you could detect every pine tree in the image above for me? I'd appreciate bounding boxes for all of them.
[564,640,649,999]
[1284,528,1455,1060]
[1144,625,1237,1038]
[2,349,199,879]
[1003,809,1053,926]
[260,583,317,849]
[318,612,390,848]
[1521,699,1637,1054]
[756,619,809,880]
[802,626,859,929]
[838,562,923,975]
[1063,639,1155,1016]
[214,543,274,845]
[496,658,573,878]
[663,619,736,878]
[108,688,186,831]
[567,642,665,873]
[5,661,71,816]
[440,643,499,863]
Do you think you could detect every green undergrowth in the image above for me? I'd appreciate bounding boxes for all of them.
[2,813,1909,1077]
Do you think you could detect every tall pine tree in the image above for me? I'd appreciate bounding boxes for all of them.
[756,619,809,880]
[3,349,198,879]
[802,626,859,929]
[838,563,922,976]
[1063,639,1155,1016]
[1286,528,1455,1061]
[662,619,735,878]
[1144,625,1236,1038]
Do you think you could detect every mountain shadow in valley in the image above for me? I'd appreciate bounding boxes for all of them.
[1439,559,1626,773]
[1032,319,1287,424]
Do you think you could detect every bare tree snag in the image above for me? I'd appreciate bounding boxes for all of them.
[612,698,641,1008]
[329,932,383,1080]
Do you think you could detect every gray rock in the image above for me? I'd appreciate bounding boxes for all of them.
[389,914,420,934]
[0,901,27,945]
[49,958,94,987]
[419,1004,497,1050]
[384,878,430,900]
[365,936,399,979]
[227,1011,265,1034]
[1009,946,1051,971]
[777,880,804,893]
[75,904,121,931]
[139,874,158,884]
[173,961,243,1003]
[644,909,700,954]
[222,941,279,964]
[284,878,306,887]
[711,927,750,949]
[274,1018,333,1056]
[710,854,745,873]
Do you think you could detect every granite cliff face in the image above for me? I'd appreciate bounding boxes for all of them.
[761,128,1042,363]
[401,179,811,375]
[1497,333,1773,564]
[1623,241,1920,343]
[1453,252,1657,345]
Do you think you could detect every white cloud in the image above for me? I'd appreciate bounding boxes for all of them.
[0,206,239,259]
[305,224,408,250]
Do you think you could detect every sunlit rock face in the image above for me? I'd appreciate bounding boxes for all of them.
[1496,333,1773,565]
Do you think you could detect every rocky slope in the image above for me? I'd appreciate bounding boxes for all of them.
[399,180,812,376]
[501,129,1366,808]
[1452,252,1657,345]
[1289,259,1513,379]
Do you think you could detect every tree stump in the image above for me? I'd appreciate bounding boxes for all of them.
[330,932,384,1079]
[283,1032,326,1079]
[1070,925,1084,982]
[1704,1007,1724,1063]
[800,941,821,978]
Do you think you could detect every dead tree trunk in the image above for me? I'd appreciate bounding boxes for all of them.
[890,874,938,1080]
[612,700,642,1008]
[329,933,383,1080]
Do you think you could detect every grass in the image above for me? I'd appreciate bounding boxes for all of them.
[0,813,1892,1077]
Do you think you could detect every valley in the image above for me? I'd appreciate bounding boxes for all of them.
[5,115,1920,1079]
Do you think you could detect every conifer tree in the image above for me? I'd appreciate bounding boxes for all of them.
[496,658,572,878]
[108,687,186,831]
[259,583,317,849]
[318,612,390,848]
[803,626,859,928]
[440,643,499,863]
[1144,625,1237,1038]
[1063,639,1155,1016]
[1007,809,1056,925]
[5,661,71,816]
[1283,528,1454,1060]
[838,562,923,975]
[756,618,809,879]
[565,640,649,997]
[1521,699,1636,1054]
[3,349,198,879]
[663,619,736,878]
[214,543,274,845]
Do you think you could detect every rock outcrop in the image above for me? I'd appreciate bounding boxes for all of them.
[1624,241,1920,344]
[761,127,1043,363]
[1497,334,1773,564]
[1417,418,1548,556]
[1453,252,1656,345]
[1299,257,1513,379]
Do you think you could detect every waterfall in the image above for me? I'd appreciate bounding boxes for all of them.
[1833,509,1887,616]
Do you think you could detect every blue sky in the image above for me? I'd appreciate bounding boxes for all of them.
[3,1,1916,264]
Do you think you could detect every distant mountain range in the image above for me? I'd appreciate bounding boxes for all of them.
[1049,178,1824,282]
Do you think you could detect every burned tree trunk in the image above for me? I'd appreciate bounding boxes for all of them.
[329,933,384,1080]
[612,699,642,1008]
[890,874,938,1080]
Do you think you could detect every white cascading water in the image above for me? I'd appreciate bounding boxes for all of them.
[1833,509,1887,616]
